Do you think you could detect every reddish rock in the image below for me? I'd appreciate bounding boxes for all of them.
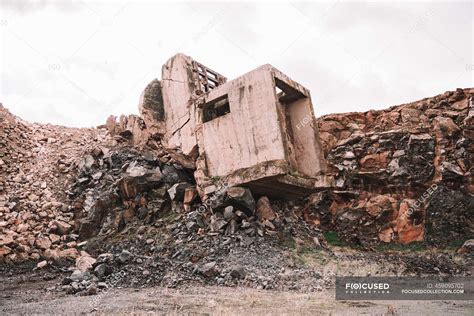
[319,120,344,133]
[49,234,60,244]
[184,187,198,204]
[0,245,12,257]
[53,220,72,235]
[35,236,52,250]
[256,196,276,221]
[59,248,80,259]
[457,239,474,253]
[434,116,460,136]
[37,260,48,269]
[378,227,394,243]
[395,200,424,244]
[359,152,390,170]
[0,235,14,247]
[123,208,135,223]
[76,254,96,272]
[398,226,424,244]
[366,195,396,217]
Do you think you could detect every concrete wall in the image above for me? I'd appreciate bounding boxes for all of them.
[198,65,286,177]
[161,54,199,156]
[271,67,327,178]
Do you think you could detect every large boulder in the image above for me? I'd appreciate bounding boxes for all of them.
[118,162,162,200]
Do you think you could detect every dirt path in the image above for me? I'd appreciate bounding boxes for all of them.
[1,274,472,315]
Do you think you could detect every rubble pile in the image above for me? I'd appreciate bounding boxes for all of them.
[61,143,338,294]
[317,88,473,245]
[57,198,336,295]
[0,104,110,263]
[0,87,472,297]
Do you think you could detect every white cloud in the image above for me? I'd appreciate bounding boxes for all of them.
[0,0,472,127]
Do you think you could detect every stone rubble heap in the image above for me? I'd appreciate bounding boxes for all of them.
[0,104,110,262]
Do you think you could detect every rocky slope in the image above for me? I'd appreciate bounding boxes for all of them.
[0,88,472,297]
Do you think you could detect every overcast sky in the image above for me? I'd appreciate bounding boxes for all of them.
[1,0,472,127]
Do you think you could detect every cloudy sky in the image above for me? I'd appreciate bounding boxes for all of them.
[1,0,472,127]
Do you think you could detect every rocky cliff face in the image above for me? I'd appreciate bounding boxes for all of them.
[317,88,473,245]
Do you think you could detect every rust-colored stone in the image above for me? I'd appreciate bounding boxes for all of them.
[256,196,276,221]
[359,152,390,170]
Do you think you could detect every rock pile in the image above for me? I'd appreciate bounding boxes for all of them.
[70,145,194,239]
[0,104,110,263]
[1,87,472,297]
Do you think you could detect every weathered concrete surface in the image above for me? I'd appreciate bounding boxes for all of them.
[160,54,199,156]
[198,65,287,178]
[194,64,330,197]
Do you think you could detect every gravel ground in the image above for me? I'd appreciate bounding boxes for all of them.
[1,273,473,316]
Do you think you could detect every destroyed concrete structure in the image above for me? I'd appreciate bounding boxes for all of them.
[1,70,473,303]
[155,53,333,198]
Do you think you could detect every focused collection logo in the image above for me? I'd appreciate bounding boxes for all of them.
[345,282,390,294]
[336,277,472,300]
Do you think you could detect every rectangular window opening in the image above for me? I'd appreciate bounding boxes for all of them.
[202,95,230,123]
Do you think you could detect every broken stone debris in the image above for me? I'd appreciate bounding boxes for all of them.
[0,56,472,296]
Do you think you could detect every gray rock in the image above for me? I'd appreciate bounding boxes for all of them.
[137,206,149,219]
[94,263,112,278]
[168,182,192,201]
[442,161,464,179]
[226,219,237,235]
[199,261,218,277]
[230,265,246,279]
[161,165,190,185]
[71,282,80,291]
[209,215,227,232]
[117,250,132,264]
[186,221,197,231]
[225,187,255,215]
[69,270,91,282]
[392,150,405,158]
[92,171,103,180]
[223,206,234,221]
[342,151,355,159]
[78,155,95,174]
[138,79,165,125]
[96,253,114,263]
[125,165,148,177]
